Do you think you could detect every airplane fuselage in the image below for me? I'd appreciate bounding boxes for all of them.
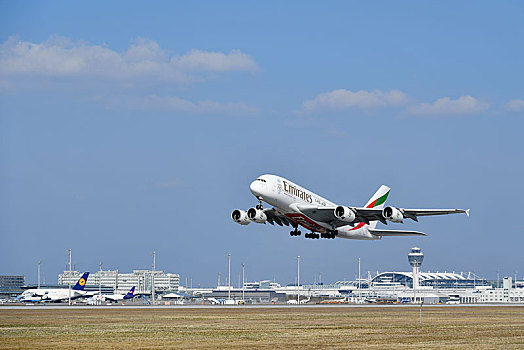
[249,174,378,240]
[18,288,85,302]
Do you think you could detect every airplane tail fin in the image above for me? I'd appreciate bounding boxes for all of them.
[365,185,390,229]
[72,272,89,291]
[123,286,135,299]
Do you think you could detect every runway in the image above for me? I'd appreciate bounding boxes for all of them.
[1,303,522,310]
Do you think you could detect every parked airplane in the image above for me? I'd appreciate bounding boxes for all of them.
[232,174,469,240]
[101,286,136,302]
[16,272,90,302]
[86,286,136,304]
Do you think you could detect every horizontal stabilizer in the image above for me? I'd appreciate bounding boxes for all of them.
[369,229,427,236]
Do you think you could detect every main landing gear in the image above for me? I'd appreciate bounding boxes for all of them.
[290,228,302,236]
[304,231,337,239]
[292,227,337,239]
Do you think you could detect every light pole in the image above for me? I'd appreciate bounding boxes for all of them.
[242,263,245,302]
[152,250,156,305]
[67,249,72,306]
[37,261,41,289]
[420,302,423,324]
[228,253,231,301]
[358,258,361,303]
[297,256,300,304]
[99,262,103,305]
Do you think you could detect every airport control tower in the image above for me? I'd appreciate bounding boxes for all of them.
[408,247,424,289]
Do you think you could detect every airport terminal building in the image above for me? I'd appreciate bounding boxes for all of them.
[58,270,179,294]
[273,248,524,304]
[0,275,25,298]
[218,247,522,305]
[370,271,490,289]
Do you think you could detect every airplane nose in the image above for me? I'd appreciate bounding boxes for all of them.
[250,180,260,196]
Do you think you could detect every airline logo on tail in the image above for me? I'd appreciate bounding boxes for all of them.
[72,272,90,291]
[124,286,135,300]
[350,185,390,231]
[364,185,390,209]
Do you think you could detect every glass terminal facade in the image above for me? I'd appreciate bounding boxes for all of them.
[371,271,490,289]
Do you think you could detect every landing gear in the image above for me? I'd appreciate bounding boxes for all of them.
[255,196,263,210]
[305,232,320,239]
[289,223,301,236]
[320,231,337,239]
[290,229,302,236]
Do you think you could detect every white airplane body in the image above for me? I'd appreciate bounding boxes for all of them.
[88,286,136,303]
[232,174,469,240]
[17,272,90,302]
[102,286,136,302]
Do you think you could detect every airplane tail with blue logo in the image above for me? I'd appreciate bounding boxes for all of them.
[123,286,135,300]
[72,272,89,291]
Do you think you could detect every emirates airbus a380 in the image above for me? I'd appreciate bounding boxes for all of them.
[232,174,469,240]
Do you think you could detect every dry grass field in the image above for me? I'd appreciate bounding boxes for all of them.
[0,306,523,349]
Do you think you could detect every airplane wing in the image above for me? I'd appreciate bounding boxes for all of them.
[397,208,470,220]
[263,208,294,226]
[298,205,469,226]
[296,206,354,228]
[368,229,427,236]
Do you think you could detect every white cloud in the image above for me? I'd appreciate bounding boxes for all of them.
[173,49,258,72]
[105,94,259,115]
[408,95,488,116]
[0,36,258,85]
[505,99,524,112]
[302,89,408,112]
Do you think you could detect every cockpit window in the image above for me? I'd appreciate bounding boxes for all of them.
[256,178,266,182]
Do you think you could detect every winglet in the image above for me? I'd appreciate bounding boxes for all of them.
[466,209,470,217]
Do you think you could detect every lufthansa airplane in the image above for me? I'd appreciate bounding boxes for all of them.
[102,286,136,302]
[88,286,136,304]
[17,272,90,302]
[232,174,469,240]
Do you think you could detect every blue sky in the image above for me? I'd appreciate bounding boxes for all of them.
[1,1,523,286]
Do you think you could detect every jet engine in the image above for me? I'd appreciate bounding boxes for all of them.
[334,206,356,222]
[382,206,404,223]
[231,210,250,225]
[247,207,267,223]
